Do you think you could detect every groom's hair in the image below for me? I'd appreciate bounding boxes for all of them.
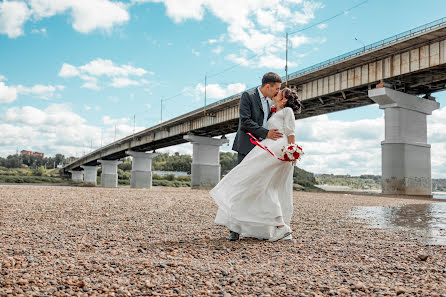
[261,72,282,87]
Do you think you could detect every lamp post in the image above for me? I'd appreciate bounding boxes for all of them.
[160,97,164,123]
[285,32,289,86]
[355,37,366,52]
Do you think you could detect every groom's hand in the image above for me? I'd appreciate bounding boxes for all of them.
[266,129,283,140]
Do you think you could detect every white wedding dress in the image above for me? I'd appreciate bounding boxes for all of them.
[210,107,296,240]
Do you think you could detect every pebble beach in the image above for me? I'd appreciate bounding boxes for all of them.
[0,185,445,297]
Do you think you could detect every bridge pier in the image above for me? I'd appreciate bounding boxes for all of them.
[183,135,229,189]
[369,87,440,196]
[69,170,84,183]
[80,165,99,185]
[126,151,158,189]
[98,160,122,188]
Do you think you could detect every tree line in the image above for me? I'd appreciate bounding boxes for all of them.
[0,154,77,169]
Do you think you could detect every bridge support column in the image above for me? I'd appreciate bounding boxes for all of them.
[126,151,158,189]
[98,160,122,188]
[369,87,439,196]
[80,165,99,185]
[69,170,84,183]
[183,135,229,189]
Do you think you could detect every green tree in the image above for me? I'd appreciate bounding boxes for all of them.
[220,152,237,176]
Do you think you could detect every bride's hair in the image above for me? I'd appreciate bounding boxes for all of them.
[282,88,302,114]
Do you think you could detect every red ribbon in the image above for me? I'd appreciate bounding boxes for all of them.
[247,132,287,161]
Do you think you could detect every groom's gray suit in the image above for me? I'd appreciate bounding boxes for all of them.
[232,88,272,163]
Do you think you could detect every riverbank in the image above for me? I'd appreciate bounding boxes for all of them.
[0,186,444,296]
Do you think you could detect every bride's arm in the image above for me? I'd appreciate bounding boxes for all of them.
[284,108,297,165]
[284,108,296,144]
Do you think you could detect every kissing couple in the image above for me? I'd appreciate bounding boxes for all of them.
[210,72,302,242]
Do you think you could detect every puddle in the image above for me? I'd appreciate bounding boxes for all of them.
[351,203,446,245]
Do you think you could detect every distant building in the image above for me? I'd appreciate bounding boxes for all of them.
[20,150,32,156]
[20,150,44,158]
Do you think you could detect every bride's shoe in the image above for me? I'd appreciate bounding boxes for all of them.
[269,225,292,242]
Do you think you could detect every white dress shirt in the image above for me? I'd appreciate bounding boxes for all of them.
[257,87,269,129]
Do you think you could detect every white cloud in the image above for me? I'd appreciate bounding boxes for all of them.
[110,77,140,88]
[0,104,145,157]
[184,82,246,101]
[29,0,130,34]
[226,52,297,70]
[212,46,223,54]
[144,0,323,69]
[142,0,205,23]
[317,23,327,29]
[0,82,18,103]
[102,115,129,125]
[79,75,99,90]
[16,84,65,99]
[0,0,130,38]
[0,1,31,38]
[59,59,152,90]
[79,59,147,77]
[59,63,80,77]
[260,112,384,175]
[0,76,64,103]
[31,27,47,35]
[207,34,225,44]
[5,104,85,126]
[146,104,151,109]
[191,49,200,56]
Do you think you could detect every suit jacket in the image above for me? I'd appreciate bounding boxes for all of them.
[232,88,272,155]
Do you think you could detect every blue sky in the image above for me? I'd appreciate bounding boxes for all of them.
[1,0,445,177]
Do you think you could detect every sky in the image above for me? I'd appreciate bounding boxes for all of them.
[0,0,445,177]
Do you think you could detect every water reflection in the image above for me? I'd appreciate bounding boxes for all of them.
[352,203,446,245]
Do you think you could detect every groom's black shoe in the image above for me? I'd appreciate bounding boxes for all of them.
[228,231,239,241]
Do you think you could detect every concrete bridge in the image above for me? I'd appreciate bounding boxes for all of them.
[64,18,446,196]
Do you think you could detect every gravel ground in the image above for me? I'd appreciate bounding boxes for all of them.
[0,185,445,297]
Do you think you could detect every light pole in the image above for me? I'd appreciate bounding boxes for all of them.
[355,37,366,52]
[204,74,207,116]
[285,32,289,86]
[160,98,164,123]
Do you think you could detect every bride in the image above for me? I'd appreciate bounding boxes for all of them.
[210,88,301,242]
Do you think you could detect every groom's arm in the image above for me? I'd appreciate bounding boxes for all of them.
[239,92,268,139]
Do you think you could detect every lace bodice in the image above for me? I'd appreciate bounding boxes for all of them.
[267,107,296,137]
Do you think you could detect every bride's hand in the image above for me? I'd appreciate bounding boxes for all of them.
[291,160,296,166]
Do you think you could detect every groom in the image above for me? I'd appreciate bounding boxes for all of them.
[229,72,283,241]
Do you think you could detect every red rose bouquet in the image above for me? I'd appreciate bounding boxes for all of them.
[280,144,304,161]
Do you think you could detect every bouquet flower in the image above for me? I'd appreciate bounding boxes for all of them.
[281,144,304,162]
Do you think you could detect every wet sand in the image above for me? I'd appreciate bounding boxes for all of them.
[0,186,445,296]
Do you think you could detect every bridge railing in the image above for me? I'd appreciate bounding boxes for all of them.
[287,17,446,80]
